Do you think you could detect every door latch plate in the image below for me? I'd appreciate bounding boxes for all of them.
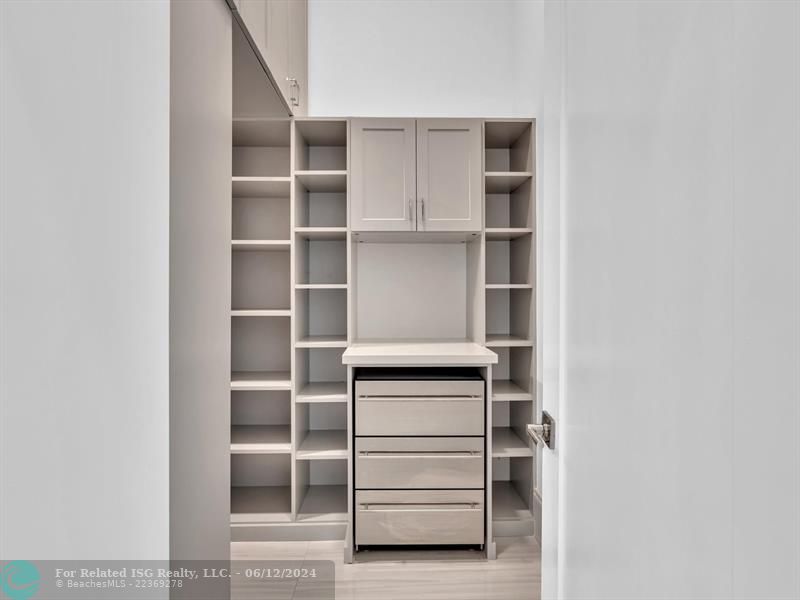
[527,410,555,450]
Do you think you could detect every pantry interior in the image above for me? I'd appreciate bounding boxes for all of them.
[226,2,542,564]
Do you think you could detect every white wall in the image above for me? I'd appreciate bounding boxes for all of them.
[0,0,170,559]
[308,0,542,117]
[547,1,800,598]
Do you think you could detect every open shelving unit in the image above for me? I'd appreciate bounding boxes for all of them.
[230,116,350,541]
[484,119,537,540]
[292,119,350,536]
[230,115,295,534]
[293,391,348,523]
[231,382,293,525]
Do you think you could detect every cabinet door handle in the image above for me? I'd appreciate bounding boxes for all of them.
[420,198,425,221]
[285,77,300,107]
[409,197,413,221]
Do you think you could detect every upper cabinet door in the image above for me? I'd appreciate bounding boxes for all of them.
[236,0,307,115]
[237,0,268,59]
[287,0,307,115]
[265,0,291,102]
[416,119,482,232]
[350,119,417,232]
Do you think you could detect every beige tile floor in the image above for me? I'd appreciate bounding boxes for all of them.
[231,537,540,600]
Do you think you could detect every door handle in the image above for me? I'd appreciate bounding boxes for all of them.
[286,77,300,107]
[527,410,556,450]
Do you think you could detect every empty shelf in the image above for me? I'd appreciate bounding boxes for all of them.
[297,484,347,523]
[295,227,347,240]
[295,283,347,290]
[295,171,347,192]
[231,309,290,317]
[296,429,347,459]
[232,118,290,147]
[230,486,292,524]
[231,371,291,391]
[485,172,532,194]
[296,382,347,403]
[485,228,533,240]
[232,240,290,251]
[231,425,291,454]
[492,427,534,457]
[295,119,347,146]
[485,121,532,148]
[492,380,533,402]
[486,335,534,348]
[296,335,347,349]
[492,481,534,523]
[485,283,533,290]
[232,176,291,198]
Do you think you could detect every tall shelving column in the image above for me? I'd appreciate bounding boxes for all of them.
[292,119,350,527]
[483,120,537,539]
[230,118,294,532]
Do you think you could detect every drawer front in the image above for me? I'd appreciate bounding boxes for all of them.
[356,379,483,398]
[356,387,484,436]
[355,490,484,546]
[356,437,484,489]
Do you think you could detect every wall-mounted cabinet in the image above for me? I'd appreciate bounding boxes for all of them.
[350,118,482,233]
[232,0,307,115]
[349,119,416,231]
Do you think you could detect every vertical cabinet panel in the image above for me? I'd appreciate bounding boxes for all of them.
[287,0,307,115]
[417,119,482,232]
[350,119,417,232]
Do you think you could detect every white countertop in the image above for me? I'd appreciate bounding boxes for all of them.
[342,340,498,366]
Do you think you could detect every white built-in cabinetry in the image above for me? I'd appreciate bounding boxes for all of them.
[349,119,416,231]
[228,113,538,552]
[230,116,350,538]
[231,0,307,114]
[484,120,537,538]
[350,118,482,232]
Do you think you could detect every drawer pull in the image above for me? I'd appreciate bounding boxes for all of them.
[359,502,480,511]
[358,395,482,400]
[358,451,479,457]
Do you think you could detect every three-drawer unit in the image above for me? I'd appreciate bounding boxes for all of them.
[354,369,486,548]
